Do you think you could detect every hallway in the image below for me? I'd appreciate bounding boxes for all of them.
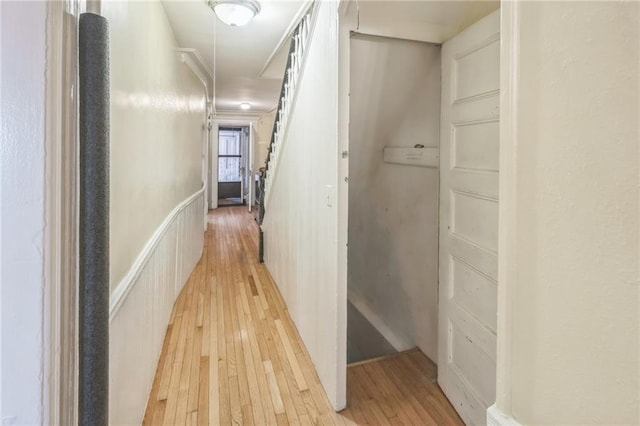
[142,207,462,425]
[143,207,336,425]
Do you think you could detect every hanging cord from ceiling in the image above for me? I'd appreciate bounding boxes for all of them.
[212,8,218,117]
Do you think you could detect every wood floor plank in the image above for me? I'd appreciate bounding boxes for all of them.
[197,356,209,426]
[216,283,231,425]
[143,323,172,424]
[161,278,195,426]
[174,272,199,426]
[275,368,302,426]
[264,360,285,415]
[150,399,167,426]
[234,287,267,426]
[186,327,203,414]
[274,319,308,392]
[144,207,461,426]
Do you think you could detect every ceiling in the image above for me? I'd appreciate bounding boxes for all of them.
[162,0,499,115]
[352,0,500,44]
[162,0,306,114]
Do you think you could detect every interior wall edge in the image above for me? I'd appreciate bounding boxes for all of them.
[487,405,522,426]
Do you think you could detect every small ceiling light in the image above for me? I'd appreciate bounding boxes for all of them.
[209,0,261,27]
[240,102,251,110]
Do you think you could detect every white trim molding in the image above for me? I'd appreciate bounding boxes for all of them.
[109,186,205,425]
[487,405,522,426]
[44,0,79,424]
[496,0,521,415]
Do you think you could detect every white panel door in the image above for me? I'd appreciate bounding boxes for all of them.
[438,10,500,426]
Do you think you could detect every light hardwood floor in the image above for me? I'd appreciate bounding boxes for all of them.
[143,207,463,425]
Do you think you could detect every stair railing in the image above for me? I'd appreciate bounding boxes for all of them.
[257,3,316,224]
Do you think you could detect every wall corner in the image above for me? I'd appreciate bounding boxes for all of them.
[487,405,522,426]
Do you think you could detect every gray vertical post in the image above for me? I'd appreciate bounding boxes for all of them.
[78,12,110,426]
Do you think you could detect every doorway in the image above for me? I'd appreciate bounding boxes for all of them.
[347,31,441,364]
[344,8,500,426]
[218,126,248,206]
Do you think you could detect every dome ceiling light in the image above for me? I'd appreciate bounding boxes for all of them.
[208,0,261,27]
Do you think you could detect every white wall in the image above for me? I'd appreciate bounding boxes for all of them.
[496,2,639,424]
[256,112,275,170]
[348,35,440,361]
[348,1,499,45]
[102,0,207,423]
[261,0,344,409]
[104,0,206,292]
[0,2,48,423]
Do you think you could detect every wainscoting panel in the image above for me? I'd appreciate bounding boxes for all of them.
[109,188,204,425]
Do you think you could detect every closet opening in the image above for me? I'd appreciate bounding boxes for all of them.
[342,4,500,424]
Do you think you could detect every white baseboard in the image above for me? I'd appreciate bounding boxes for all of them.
[347,290,414,352]
[487,405,522,426]
[110,187,205,426]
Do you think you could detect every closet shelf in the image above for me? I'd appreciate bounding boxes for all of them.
[383,146,439,168]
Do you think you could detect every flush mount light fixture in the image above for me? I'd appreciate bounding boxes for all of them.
[240,102,251,110]
[208,0,261,27]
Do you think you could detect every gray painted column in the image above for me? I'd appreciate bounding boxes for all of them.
[78,12,110,426]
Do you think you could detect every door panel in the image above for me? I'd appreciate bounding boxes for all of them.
[451,191,498,251]
[453,122,500,172]
[438,10,500,426]
[454,38,500,100]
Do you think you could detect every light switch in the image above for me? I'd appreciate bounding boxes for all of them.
[325,184,334,207]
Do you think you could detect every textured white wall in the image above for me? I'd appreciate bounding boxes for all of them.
[497,2,639,424]
[0,1,48,423]
[348,35,440,362]
[103,0,206,293]
[256,112,275,171]
[261,0,343,409]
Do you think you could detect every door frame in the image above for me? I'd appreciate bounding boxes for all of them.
[337,1,522,424]
[217,127,245,203]
[210,116,258,209]
[489,2,521,425]
[45,0,82,423]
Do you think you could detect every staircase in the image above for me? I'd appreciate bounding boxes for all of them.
[257,2,316,261]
